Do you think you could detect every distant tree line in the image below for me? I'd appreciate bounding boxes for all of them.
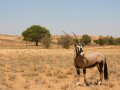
[22,25,120,49]
[94,36,120,46]
[58,34,120,49]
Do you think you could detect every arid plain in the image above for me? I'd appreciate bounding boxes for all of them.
[0,34,120,90]
[0,45,120,90]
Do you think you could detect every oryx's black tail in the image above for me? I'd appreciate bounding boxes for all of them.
[104,60,109,80]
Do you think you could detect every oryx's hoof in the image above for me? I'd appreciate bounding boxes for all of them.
[76,82,80,86]
[83,83,87,86]
[98,81,102,85]
[83,81,90,86]
[94,80,102,85]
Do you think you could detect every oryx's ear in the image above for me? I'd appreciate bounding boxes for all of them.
[80,44,85,48]
[82,44,85,47]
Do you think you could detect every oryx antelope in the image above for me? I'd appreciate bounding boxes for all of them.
[63,32,109,86]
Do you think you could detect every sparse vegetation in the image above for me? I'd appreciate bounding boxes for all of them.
[80,34,92,45]
[94,36,120,45]
[58,35,71,49]
[0,39,120,90]
[41,35,51,48]
[115,37,120,45]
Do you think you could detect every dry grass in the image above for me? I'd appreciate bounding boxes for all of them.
[0,46,120,90]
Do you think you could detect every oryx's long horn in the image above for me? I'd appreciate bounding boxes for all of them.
[62,31,77,45]
[72,32,79,44]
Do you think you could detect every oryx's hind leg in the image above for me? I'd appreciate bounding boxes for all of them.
[97,61,103,85]
[76,68,80,86]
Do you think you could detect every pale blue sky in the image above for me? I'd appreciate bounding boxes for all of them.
[0,0,120,36]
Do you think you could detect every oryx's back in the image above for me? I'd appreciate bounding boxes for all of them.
[84,51,106,63]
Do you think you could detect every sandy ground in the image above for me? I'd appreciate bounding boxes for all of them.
[0,46,120,90]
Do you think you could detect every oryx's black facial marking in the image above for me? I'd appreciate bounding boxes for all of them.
[75,45,84,56]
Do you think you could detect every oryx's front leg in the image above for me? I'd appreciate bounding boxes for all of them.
[76,68,80,86]
[83,68,87,86]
